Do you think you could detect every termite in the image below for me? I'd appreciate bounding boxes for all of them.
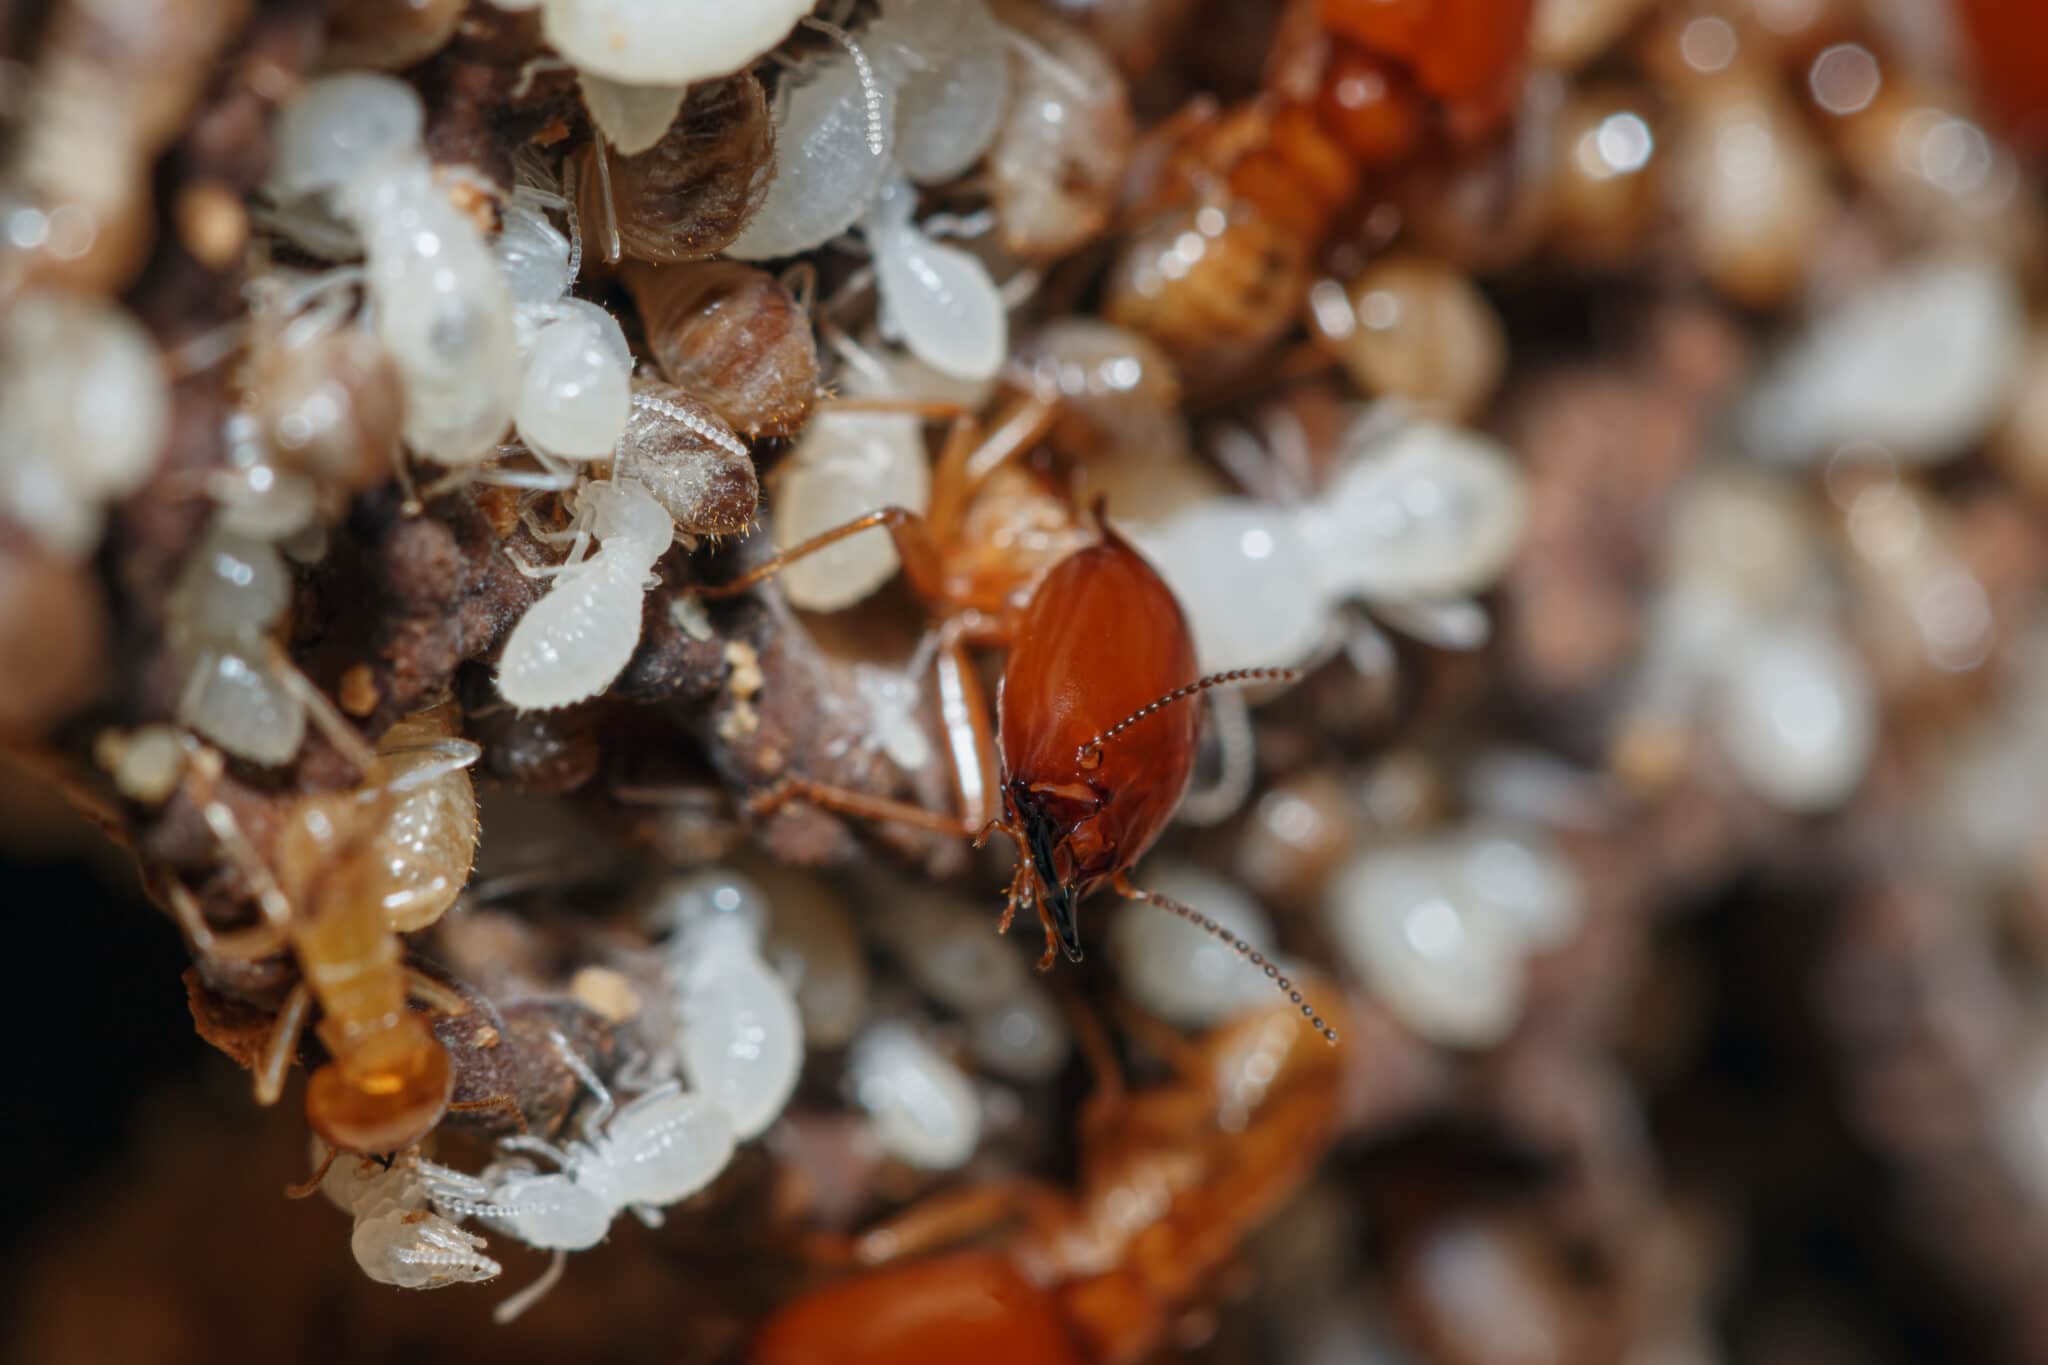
[168,707,484,1153]
[693,401,1338,1042]
[752,982,1349,1364]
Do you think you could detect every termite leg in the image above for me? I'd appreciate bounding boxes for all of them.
[849,1179,1074,1267]
[745,776,981,840]
[929,393,1057,537]
[504,545,577,581]
[162,877,288,962]
[816,396,973,421]
[995,862,1028,937]
[269,650,381,779]
[403,967,472,1018]
[493,1250,568,1326]
[254,982,314,1107]
[933,624,1000,833]
[500,1134,576,1170]
[547,1027,614,1134]
[694,505,949,606]
[285,1141,341,1199]
[1033,894,1060,973]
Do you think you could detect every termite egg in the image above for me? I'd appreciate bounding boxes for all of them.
[988,1,1136,258]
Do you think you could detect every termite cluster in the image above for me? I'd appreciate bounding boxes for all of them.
[10,0,2048,1362]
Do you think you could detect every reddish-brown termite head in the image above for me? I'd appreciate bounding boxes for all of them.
[995,525,1199,963]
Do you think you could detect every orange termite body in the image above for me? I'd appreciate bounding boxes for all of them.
[1315,0,1533,148]
[751,993,1348,1365]
[997,531,1200,962]
[1109,0,1534,371]
[752,1254,1083,1365]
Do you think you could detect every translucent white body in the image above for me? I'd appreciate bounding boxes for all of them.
[317,1147,501,1290]
[497,480,672,710]
[668,912,805,1141]
[436,1164,614,1251]
[770,406,929,611]
[1127,416,1528,674]
[727,44,897,259]
[268,73,425,200]
[1327,841,1524,1048]
[1741,256,2024,467]
[542,0,812,86]
[1631,476,1878,814]
[515,300,633,459]
[968,992,1069,1083]
[212,410,317,541]
[352,1204,504,1289]
[1325,823,1583,1049]
[570,1085,737,1209]
[580,73,687,156]
[348,157,520,464]
[1711,619,1876,814]
[0,291,169,559]
[878,884,1071,1081]
[168,526,304,765]
[1110,862,1281,1029]
[495,192,575,325]
[987,3,1134,258]
[864,175,1007,382]
[421,1081,736,1251]
[1132,499,1328,676]
[269,75,518,466]
[873,0,1009,184]
[848,1021,982,1170]
[754,862,870,1048]
[375,712,480,933]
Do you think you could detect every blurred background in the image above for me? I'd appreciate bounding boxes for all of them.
[13,0,2048,1362]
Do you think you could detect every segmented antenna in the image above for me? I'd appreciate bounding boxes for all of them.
[632,389,752,461]
[1077,668,1299,771]
[1114,873,1339,1044]
[800,16,886,156]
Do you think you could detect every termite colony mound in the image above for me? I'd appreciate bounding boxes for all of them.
[10,0,2048,1361]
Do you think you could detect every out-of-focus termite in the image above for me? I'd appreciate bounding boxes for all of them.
[753,985,1349,1364]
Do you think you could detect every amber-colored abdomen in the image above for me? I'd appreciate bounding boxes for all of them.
[1318,0,1533,142]
[306,1025,453,1155]
[751,1253,1083,1365]
[998,529,1198,886]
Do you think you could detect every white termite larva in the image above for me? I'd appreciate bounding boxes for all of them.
[496,479,673,711]
[315,1145,502,1290]
[863,174,1007,383]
